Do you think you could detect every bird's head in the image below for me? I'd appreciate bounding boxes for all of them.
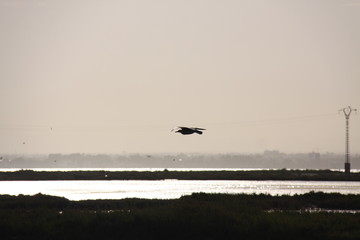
[171,127,182,133]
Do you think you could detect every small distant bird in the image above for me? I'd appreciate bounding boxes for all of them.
[172,127,206,135]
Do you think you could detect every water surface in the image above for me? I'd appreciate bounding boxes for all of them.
[1,180,359,200]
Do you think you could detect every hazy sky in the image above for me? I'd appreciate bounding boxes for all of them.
[0,0,359,154]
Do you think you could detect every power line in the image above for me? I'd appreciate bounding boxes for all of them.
[0,113,340,131]
[202,113,339,128]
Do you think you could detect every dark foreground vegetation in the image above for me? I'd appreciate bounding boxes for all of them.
[1,169,360,181]
[1,192,360,240]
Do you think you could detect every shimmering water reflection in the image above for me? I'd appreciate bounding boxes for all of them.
[1,180,360,200]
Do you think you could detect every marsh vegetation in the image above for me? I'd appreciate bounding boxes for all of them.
[1,169,360,181]
[1,192,360,240]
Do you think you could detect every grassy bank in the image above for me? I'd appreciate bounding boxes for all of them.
[0,169,359,181]
[0,192,360,240]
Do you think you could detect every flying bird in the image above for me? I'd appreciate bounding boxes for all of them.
[172,127,206,135]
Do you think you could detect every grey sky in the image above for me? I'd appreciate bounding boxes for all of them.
[0,0,359,154]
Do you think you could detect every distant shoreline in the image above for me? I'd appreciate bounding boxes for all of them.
[1,169,359,181]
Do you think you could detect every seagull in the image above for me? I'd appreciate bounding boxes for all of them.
[172,127,206,135]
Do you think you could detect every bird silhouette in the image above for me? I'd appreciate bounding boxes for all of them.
[172,127,206,135]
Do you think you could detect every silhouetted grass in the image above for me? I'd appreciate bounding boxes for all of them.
[1,192,360,239]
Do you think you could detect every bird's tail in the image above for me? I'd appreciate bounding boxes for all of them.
[195,130,203,134]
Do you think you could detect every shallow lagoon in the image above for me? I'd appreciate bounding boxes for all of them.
[1,180,360,200]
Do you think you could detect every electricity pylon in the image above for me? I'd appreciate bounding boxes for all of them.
[339,106,357,173]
